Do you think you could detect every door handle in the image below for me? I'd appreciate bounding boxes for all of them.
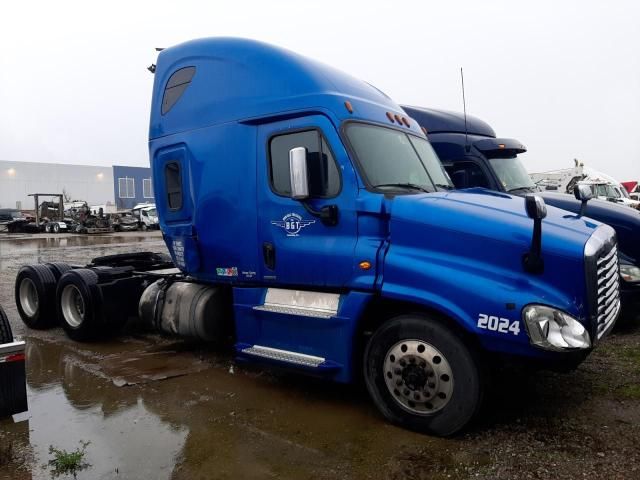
[263,242,276,270]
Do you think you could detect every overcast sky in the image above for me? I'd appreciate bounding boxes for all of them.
[1,0,638,180]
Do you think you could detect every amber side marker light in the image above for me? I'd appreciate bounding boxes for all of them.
[421,126,428,134]
[394,114,402,124]
[386,112,395,122]
[344,101,354,113]
[498,144,506,149]
[401,117,410,127]
[359,261,372,270]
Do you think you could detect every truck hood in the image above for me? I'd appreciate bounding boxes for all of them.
[390,188,601,258]
[382,188,606,331]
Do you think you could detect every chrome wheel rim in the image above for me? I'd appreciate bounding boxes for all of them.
[19,278,39,317]
[383,339,454,415]
[61,285,85,328]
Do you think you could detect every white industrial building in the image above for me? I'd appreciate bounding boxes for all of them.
[0,160,152,211]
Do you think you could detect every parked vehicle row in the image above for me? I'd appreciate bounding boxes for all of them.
[1,200,159,234]
[13,38,627,436]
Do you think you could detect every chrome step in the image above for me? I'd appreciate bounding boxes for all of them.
[241,345,325,368]
[252,288,339,319]
[253,304,333,318]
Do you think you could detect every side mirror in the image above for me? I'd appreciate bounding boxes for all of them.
[289,147,309,200]
[573,184,593,202]
[524,194,547,220]
[573,184,593,216]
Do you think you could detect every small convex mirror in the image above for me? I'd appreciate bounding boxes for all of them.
[524,194,547,220]
[573,184,594,202]
[289,147,309,200]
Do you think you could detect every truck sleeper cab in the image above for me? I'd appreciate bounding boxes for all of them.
[403,106,639,324]
[14,38,619,437]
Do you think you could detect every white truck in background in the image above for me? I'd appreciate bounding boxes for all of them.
[531,161,640,209]
[131,203,159,230]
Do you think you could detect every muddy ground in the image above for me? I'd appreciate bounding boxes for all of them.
[0,232,638,480]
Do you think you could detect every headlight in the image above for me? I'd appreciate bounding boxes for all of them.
[523,305,591,351]
[620,264,640,283]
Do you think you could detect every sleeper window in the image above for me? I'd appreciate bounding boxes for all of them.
[165,162,183,210]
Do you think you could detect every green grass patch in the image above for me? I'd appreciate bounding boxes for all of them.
[48,441,91,479]
[617,384,640,400]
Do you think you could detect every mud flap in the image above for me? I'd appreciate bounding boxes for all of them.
[0,341,28,417]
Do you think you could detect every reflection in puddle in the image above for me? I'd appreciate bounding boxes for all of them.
[4,338,188,480]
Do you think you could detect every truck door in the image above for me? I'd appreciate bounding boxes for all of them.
[256,116,358,287]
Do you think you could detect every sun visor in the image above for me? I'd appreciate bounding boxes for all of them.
[474,138,526,158]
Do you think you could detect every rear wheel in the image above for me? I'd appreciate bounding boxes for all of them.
[364,314,483,436]
[57,269,101,341]
[45,262,72,281]
[15,264,58,329]
[53,223,60,233]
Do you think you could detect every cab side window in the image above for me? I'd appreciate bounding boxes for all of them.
[444,162,490,189]
[269,130,340,198]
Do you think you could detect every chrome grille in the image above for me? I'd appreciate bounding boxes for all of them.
[595,244,620,339]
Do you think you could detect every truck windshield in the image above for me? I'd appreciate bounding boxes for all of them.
[595,184,621,198]
[488,156,536,193]
[345,123,452,193]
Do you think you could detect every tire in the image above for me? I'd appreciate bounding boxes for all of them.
[45,262,72,281]
[141,223,148,231]
[363,314,483,436]
[57,269,103,341]
[15,264,58,329]
[44,223,51,233]
[0,305,13,343]
[53,223,60,234]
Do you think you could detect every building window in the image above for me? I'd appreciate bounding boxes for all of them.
[165,162,182,210]
[268,130,340,198]
[118,177,135,198]
[143,178,154,199]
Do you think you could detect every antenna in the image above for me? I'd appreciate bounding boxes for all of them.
[460,67,470,152]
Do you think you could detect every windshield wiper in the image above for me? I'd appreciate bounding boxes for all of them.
[373,183,431,193]
[508,186,537,194]
[435,183,453,190]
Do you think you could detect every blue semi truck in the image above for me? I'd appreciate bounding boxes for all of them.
[403,106,639,325]
[15,39,620,435]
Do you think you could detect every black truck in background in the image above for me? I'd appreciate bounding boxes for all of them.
[403,106,640,324]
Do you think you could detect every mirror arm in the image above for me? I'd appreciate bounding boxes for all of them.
[522,217,544,274]
[579,199,588,217]
[302,202,339,227]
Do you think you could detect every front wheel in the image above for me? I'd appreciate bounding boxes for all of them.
[363,314,483,436]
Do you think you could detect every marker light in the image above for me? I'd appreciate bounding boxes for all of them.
[359,261,372,270]
[344,101,353,113]
[394,114,402,124]
[421,126,428,135]
[386,112,395,122]
[498,144,506,149]
[401,117,410,127]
